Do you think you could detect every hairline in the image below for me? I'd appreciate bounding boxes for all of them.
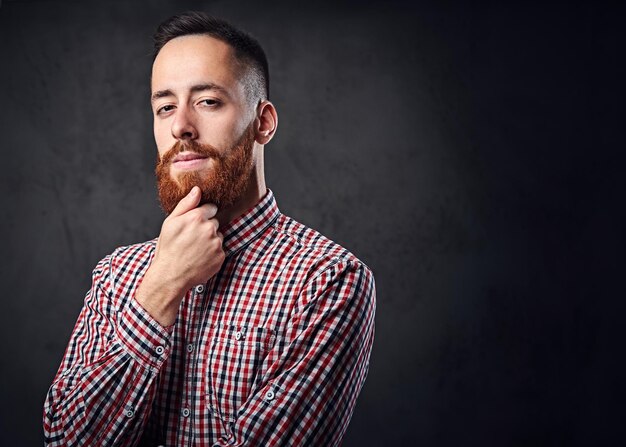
[153,32,266,106]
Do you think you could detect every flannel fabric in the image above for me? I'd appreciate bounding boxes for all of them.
[43,188,376,446]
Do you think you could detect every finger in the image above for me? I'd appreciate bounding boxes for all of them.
[169,186,201,217]
[197,202,218,219]
[206,218,220,234]
[216,231,224,243]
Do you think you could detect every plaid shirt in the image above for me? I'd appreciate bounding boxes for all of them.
[44,188,376,446]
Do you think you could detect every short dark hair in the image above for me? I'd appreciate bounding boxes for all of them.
[153,11,269,102]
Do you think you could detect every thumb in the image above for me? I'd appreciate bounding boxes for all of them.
[169,186,201,217]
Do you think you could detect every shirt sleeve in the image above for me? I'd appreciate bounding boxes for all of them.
[43,253,174,447]
[212,258,376,447]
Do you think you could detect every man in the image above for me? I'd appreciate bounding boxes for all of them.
[44,11,375,447]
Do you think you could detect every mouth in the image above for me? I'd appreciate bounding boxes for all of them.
[172,152,210,170]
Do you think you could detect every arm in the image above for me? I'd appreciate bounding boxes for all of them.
[43,252,174,447]
[43,187,224,446]
[213,259,376,447]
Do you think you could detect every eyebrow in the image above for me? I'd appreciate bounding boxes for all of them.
[151,83,229,103]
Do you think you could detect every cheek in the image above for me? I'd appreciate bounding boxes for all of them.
[200,109,248,149]
[155,145,169,163]
[154,124,173,158]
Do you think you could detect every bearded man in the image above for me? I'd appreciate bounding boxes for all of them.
[44,11,376,447]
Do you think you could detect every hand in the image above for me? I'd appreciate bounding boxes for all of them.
[152,185,225,290]
[135,186,226,326]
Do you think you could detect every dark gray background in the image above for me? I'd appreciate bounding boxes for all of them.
[1,0,624,445]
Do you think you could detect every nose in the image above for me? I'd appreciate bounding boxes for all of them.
[171,105,198,141]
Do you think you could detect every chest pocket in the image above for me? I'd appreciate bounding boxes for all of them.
[206,324,276,423]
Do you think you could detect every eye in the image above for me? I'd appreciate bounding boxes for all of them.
[156,104,175,115]
[199,98,221,107]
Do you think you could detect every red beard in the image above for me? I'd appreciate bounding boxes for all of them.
[155,124,256,215]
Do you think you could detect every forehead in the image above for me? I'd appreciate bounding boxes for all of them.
[151,34,244,97]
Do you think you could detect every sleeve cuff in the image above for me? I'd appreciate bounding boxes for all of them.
[115,297,173,369]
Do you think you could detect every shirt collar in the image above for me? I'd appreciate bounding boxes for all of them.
[221,188,281,257]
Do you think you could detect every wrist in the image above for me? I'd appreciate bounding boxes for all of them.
[135,264,186,327]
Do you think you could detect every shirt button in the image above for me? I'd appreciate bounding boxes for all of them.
[181,407,191,418]
[187,343,194,353]
[264,389,275,401]
[155,345,165,355]
[195,284,205,294]
[235,331,243,341]
[125,408,134,418]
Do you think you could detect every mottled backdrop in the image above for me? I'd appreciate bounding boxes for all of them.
[0,0,624,445]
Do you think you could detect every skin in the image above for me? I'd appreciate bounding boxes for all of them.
[135,35,278,326]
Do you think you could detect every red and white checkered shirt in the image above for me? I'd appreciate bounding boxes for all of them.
[44,188,376,446]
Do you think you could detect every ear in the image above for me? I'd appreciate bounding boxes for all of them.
[254,100,278,145]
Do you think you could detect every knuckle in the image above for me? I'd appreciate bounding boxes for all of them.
[211,241,224,254]
[187,209,204,224]
[203,219,217,235]
[200,203,217,216]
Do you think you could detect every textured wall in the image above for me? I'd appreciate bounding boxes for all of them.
[0,0,624,445]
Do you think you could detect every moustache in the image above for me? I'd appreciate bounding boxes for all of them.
[158,140,224,166]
